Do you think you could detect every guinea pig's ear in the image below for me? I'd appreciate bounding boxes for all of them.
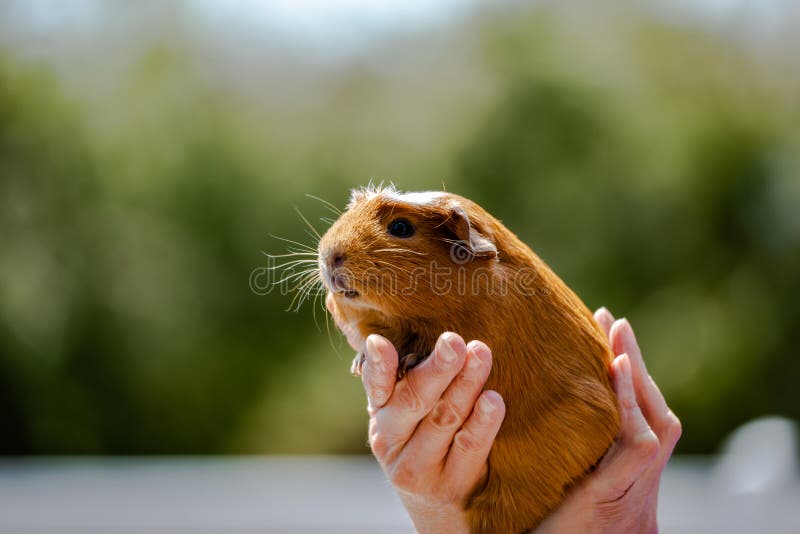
[443,204,498,260]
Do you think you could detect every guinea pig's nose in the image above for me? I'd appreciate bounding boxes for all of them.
[330,250,346,269]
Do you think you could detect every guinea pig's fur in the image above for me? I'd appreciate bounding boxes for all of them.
[318,185,619,533]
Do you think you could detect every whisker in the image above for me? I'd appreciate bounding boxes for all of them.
[270,254,317,265]
[373,248,428,256]
[294,206,322,241]
[286,268,317,288]
[291,275,324,312]
[310,281,327,333]
[386,203,398,224]
[268,234,317,251]
[304,229,319,243]
[262,251,317,259]
[287,246,317,255]
[266,259,319,270]
[287,273,321,312]
[292,269,322,291]
[371,259,415,275]
[295,279,318,311]
[273,268,320,286]
[269,203,328,313]
[305,193,342,216]
[316,283,344,356]
[372,260,432,288]
[323,292,340,355]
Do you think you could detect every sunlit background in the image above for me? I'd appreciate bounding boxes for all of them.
[1,0,799,531]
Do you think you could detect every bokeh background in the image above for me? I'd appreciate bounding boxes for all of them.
[1,0,799,458]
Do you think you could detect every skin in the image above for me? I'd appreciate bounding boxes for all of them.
[331,295,682,533]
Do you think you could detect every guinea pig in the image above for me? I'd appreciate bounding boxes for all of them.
[317,185,619,533]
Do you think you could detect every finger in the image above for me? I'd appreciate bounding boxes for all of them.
[362,334,399,413]
[609,319,679,447]
[594,307,615,340]
[610,319,658,409]
[443,390,505,491]
[372,332,467,459]
[399,340,493,470]
[593,355,659,499]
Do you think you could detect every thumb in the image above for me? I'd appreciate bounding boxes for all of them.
[363,334,399,413]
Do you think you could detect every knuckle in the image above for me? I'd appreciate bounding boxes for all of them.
[454,429,483,454]
[369,431,391,459]
[618,393,638,412]
[632,429,660,459]
[394,380,424,414]
[432,356,456,377]
[428,398,462,431]
[367,382,391,405]
[388,462,418,491]
[665,411,683,444]
[457,367,481,389]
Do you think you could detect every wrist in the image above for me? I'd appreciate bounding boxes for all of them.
[402,497,469,534]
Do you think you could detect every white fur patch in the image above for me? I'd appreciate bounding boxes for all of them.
[348,183,394,207]
[386,190,445,205]
[350,183,445,205]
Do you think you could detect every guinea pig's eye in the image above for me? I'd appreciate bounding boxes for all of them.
[388,218,415,238]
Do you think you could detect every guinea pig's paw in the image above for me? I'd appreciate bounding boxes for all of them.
[350,352,366,377]
[397,353,426,379]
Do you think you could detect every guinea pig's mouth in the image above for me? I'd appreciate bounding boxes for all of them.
[331,273,359,299]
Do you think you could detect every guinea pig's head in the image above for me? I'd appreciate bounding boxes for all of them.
[318,186,498,321]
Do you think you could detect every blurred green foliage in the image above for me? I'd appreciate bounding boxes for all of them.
[0,3,798,454]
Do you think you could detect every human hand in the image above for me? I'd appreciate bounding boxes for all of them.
[535,308,682,533]
[352,303,680,534]
[359,331,505,534]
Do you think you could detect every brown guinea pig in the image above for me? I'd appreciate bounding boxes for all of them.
[318,185,619,533]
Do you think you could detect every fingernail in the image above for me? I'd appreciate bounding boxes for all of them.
[619,318,638,342]
[439,334,459,364]
[479,392,498,415]
[467,341,488,370]
[467,352,483,370]
[616,353,631,378]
